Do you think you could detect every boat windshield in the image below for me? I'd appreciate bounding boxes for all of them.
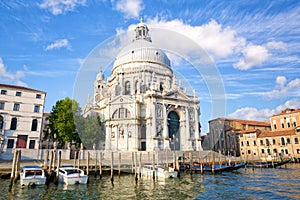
[65,169,81,175]
[25,170,43,177]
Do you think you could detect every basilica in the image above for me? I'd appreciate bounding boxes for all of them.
[84,21,202,151]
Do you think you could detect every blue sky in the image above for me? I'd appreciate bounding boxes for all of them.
[0,0,300,133]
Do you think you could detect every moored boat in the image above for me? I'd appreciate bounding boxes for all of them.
[247,159,290,168]
[20,166,46,187]
[230,162,247,171]
[141,165,178,179]
[55,167,88,185]
[192,163,233,173]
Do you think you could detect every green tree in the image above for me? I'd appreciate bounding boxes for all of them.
[75,115,105,149]
[49,97,82,148]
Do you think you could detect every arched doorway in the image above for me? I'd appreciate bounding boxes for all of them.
[168,111,180,150]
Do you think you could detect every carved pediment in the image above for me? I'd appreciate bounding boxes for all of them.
[164,90,192,101]
[109,95,135,105]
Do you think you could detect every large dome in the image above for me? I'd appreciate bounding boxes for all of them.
[113,39,171,68]
[113,22,171,69]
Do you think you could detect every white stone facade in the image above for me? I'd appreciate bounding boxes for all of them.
[0,84,46,159]
[84,22,202,151]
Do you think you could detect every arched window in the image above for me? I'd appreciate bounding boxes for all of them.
[0,115,3,129]
[112,108,131,119]
[125,81,131,95]
[281,137,285,145]
[10,117,17,130]
[31,119,38,131]
[159,82,164,92]
[112,110,118,119]
[135,81,139,94]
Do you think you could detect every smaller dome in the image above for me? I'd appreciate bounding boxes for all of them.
[96,70,104,81]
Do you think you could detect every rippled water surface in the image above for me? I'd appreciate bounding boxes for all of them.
[1,163,300,200]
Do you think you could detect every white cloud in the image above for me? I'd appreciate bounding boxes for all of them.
[113,0,144,19]
[276,76,287,88]
[228,107,274,122]
[39,0,86,15]
[265,76,300,99]
[228,98,300,122]
[234,44,269,70]
[121,18,286,71]
[275,98,300,112]
[145,18,245,59]
[266,41,287,51]
[45,39,72,51]
[0,57,26,86]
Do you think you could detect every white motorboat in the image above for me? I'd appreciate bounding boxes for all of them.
[19,166,46,187]
[140,165,178,179]
[55,167,88,185]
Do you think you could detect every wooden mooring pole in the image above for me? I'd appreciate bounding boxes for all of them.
[49,150,54,174]
[14,150,21,183]
[189,152,193,175]
[218,150,222,169]
[200,158,203,173]
[54,151,61,184]
[77,151,81,169]
[86,151,90,176]
[139,152,142,178]
[99,152,103,179]
[118,152,121,178]
[9,150,18,190]
[212,151,215,174]
[152,151,155,180]
[134,152,138,181]
[131,152,134,174]
[52,150,56,171]
[111,151,114,183]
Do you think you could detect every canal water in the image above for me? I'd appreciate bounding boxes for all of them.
[1,163,300,200]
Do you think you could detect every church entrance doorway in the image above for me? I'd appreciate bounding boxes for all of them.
[168,111,180,150]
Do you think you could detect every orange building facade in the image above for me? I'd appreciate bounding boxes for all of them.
[239,108,300,161]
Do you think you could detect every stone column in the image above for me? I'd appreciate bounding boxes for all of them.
[182,106,190,151]
[194,106,202,151]
[163,104,169,150]
[151,99,157,151]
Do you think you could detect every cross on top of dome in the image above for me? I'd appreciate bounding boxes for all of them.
[135,17,152,42]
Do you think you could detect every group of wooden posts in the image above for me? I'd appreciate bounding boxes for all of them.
[43,150,183,183]
[8,149,245,189]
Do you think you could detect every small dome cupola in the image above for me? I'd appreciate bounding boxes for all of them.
[96,70,105,81]
[135,17,152,42]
